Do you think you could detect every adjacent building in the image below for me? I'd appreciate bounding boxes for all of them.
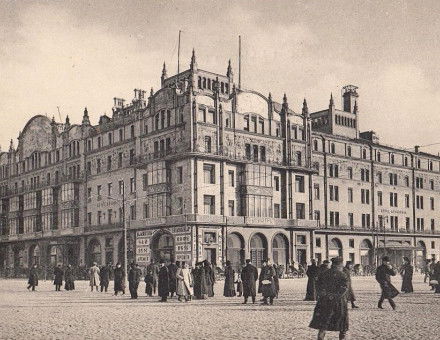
[1,51,439,276]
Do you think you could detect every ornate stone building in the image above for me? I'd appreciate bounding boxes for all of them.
[1,52,439,275]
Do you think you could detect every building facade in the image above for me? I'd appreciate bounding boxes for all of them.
[1,52,439,276]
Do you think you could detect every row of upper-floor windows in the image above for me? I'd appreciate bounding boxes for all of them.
[197,76,230,94]
[324,163,438,190]
[313,139,439,171]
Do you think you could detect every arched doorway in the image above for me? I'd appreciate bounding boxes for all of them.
[250,233,267,268]
[151,231,174,263]
[416,241,427,270]
[87,239,102,266]
[28,244,41,266]
[329,238,343,258]
[272,233,289,267]
[227,232,245,271]
[360,239,373,267]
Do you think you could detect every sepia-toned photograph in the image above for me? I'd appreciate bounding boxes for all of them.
[1,1,440,339]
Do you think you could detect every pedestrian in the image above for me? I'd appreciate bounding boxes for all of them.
[259,259,277,305]
[429,260,437,290]
[235,269,243,297]
[204,260,215,297]
[145,259,159,297]
[113,262,125,295]
[273,263,280,298]
[128,263,141,299]
[423,259,431,283]
[304,259,319,301]
[27,264,38,291]
[193,262,207,299]
[53,264,63,291]
[64,264,75,291]
[433,261,440,294]
[316,260,330,298]
[343,261,359,308]
[223,260,236,297]
[157,260,170,302]
[167,260,178,298]
[399,257,414,293]
[375,256,398,310]
[89,262,101,292]
[100,264,110,292]
[176,261,193,302]
[309,257,349,340]
[241,259,258,304]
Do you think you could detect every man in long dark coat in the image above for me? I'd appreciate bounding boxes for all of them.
[433,261,440,294]
[100,265,110,292]
[305,259,319,301]
[343,261,359,308]
[204,261,215,297]
[309,257,349,340]
[145,260,159,296]
[53,264,63,291]
[375,256,398,309]
[241,259,258,304]
[167,260,178,298]
[128,263,141,299]
[259,259,277,305]
[223,261,236,297]
[273,264,280,298]
[64,264,75,291]
[193,262,207,299]
[113,262,125,295]
[399,257,413,293]
[316,260,330,298]
[158,260,170,302]
[27,264,38,291]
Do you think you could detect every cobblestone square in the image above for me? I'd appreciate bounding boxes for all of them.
[0,274,438,340]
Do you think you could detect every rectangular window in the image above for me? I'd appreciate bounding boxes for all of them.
[107,155,112,171]
[176,167,183,184]
[274,203,280,218]
[274,176,280,191]
[431,197,435,210]
[314,184,320,200]
[228,170,235,187]
[107,183,112,197]
[203,195,215,215]
[295,176,305,193]
[177,197,183,215]
[378,191,383,206]
[348,188,353,203]
[228,200,235,216]
[329,185,339,201]
[347,167,353,179]
[348,213,354,227]
[97,159,101,174]
[97,185,102,200]
[130,205,136,220]
[296,203,305,219]
[142,174,148,190]
[405,194,410,208]
[203,164,215,184]
[97,211,102,225]
[119,180,124,195]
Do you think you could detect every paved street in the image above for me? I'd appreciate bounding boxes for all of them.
[0,274,438,340]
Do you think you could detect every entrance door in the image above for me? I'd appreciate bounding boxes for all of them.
[296,249,307,266]
[250,233,268,268]
[204,248,216,266]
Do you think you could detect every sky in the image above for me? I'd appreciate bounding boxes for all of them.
[1,0,440,154]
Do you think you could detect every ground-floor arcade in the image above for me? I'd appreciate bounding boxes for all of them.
[1,226,439,277]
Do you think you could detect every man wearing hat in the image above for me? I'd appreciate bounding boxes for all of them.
[309,257,349,340]
[258,259,277,305]
[375,256,398,309]
[241,259,258,304]
[316,260,330,299]
[157,260,170,302]
[128,262,141,299]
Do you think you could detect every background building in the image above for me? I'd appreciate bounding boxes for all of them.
[1,52,439,276]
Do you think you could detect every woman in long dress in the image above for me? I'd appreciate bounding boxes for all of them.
[400,257,414,293]
[223,261,236,297]
[176,262,193,302]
